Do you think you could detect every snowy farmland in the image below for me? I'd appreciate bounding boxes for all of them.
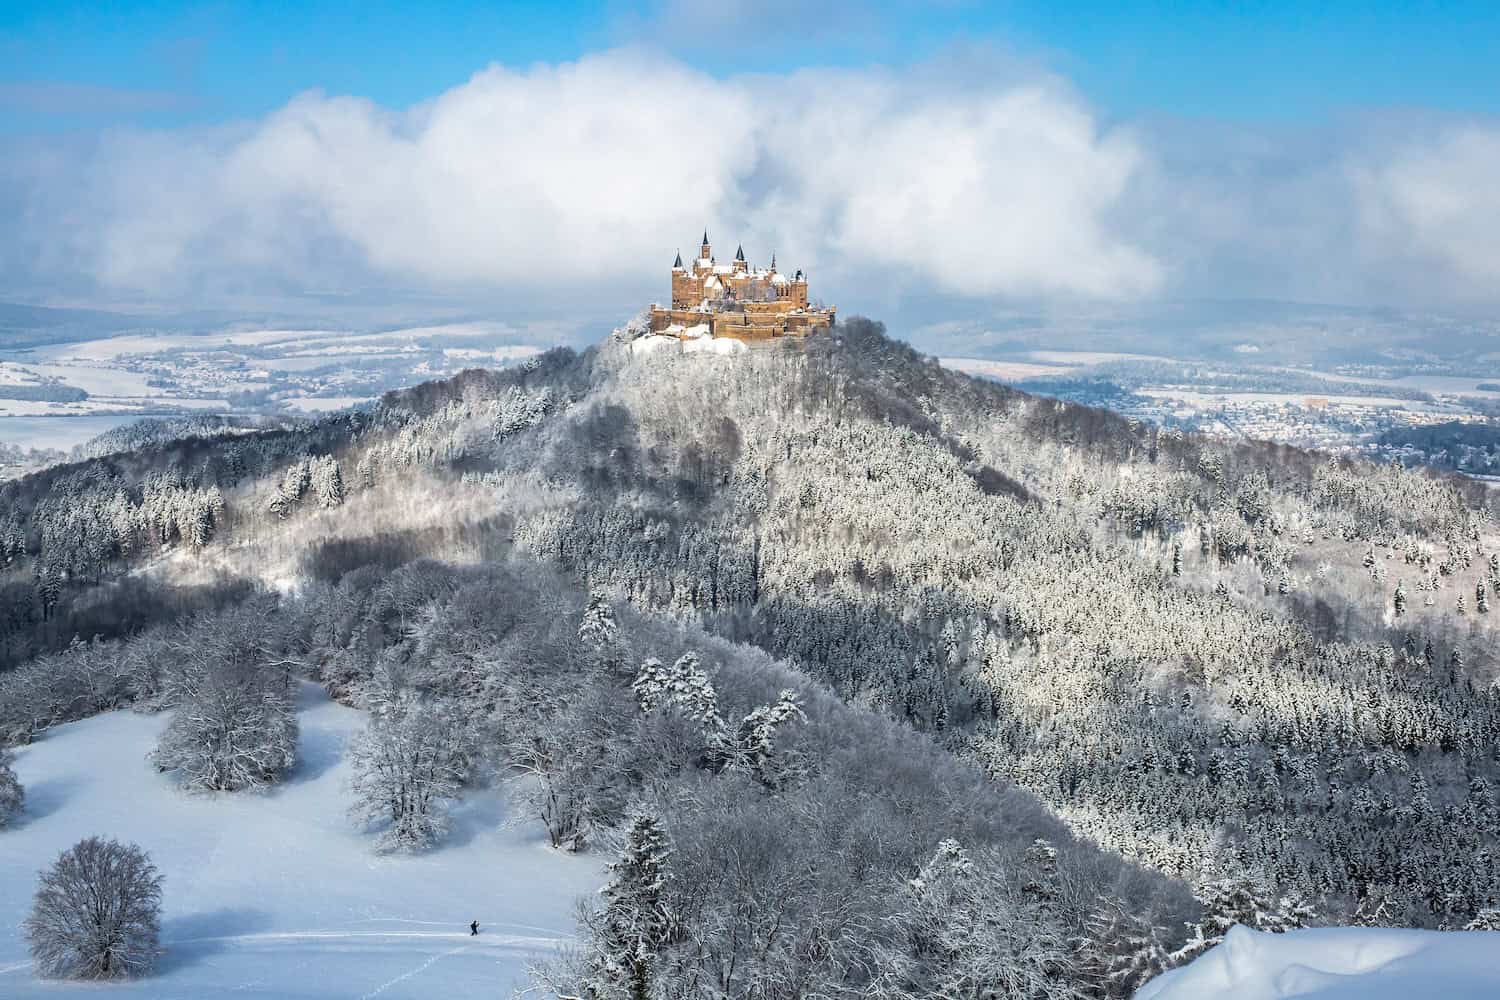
[0,683,602,998]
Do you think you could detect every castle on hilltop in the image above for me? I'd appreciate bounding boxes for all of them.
[649,233,835,341]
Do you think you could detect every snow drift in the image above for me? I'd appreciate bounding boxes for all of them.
[1137,924,1500,1000]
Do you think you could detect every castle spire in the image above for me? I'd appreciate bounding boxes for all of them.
[735,244,745,262]
[770,251,777,271]
[673,249,683,268]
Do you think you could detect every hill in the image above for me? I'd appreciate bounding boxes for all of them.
[1,314,1498,995]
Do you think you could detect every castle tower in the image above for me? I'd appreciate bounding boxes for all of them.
[733,243,748,274]
[699,230,711,261]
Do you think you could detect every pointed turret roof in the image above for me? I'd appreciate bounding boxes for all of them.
[770,251,777,270]
[673,250,683,268]
[702,230,710,245]
[735,244,745,261]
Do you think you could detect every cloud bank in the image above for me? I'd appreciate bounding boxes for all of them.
[4,49,1500,315]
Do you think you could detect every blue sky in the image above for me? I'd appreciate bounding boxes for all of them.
[2,1,1499,322]
[5,1,1499,131]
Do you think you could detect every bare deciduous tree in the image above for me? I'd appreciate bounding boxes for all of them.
[152,666,298,792]
[0,747,23,826]
[24,836,163,980]
[347,695,473,852]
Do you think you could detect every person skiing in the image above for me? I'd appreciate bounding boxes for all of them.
[470,920,479,936]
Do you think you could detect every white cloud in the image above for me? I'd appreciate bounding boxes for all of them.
[3,49,1161,306]
[1352,125,1500,294]
[8,50,1500,318]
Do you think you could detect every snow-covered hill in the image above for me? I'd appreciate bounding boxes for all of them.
[1137,924,1500,999]
[0,683,602,998]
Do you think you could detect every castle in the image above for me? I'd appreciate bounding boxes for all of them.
[649,233,835,341]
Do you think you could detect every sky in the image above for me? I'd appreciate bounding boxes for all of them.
[2,1,1500,335]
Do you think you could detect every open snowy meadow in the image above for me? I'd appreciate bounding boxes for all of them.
[0,682,602,998]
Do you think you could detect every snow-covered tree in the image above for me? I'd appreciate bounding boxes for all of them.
[24,836,163,980]
[875,839,1085,1000]
[1076,897,1173,997]
[0,748,23,826]
[632,653,726,739]
[152,666,298,791]
[312,456,344,509]
[1173,873,1313,963]
[505,718,618,852]
[268,457,312,519]
[1464,907,1500,931]
[577,589,619,668]
[355,451,377,489]
[580,813,675,1000]
[347,695,473,852]
[733,689,807,788]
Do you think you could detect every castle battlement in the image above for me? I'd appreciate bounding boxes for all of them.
[649,233,835,342]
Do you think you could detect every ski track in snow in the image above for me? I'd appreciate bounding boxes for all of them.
[359,941,475,1000]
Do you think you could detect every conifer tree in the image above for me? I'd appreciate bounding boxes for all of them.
[586,814,674,1000]
[578,589,618,651]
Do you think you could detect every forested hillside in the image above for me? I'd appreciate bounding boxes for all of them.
[3,315,1499,995]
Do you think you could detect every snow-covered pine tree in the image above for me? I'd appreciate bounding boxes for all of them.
[631,652,726,740]
[1464,907,1500,931]
[578,589,618,653]
[355,451,376,489]
[1172,872,1314,964]
[312,456,344,509]
[584,813,675,1000]
[734,688,807,788]
[1022,837,1059,904]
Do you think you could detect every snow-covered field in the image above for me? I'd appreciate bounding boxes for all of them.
[0,414,146,450]
[0,683,602,998]
[1138,924,1500,999]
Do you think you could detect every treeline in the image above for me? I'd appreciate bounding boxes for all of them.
[0,383,87,403]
